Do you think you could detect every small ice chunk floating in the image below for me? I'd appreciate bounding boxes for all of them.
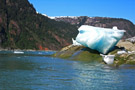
[76,25,126,54]
[14,51,24,54]
[100,54,115,64]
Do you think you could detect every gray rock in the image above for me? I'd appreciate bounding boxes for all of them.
[126,36,135,43]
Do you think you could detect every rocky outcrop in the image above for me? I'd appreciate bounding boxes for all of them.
[116,40,135,51]
[53,40,135,67]
[53,45,102,62]
[53,16,135,39]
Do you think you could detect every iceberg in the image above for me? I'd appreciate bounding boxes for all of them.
[76,25,125,54]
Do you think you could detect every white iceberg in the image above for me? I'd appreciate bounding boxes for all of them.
[76,25,125,54]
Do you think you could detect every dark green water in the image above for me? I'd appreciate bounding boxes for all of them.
[0,51,135,90]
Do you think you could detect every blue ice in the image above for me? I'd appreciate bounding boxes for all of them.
[76,25,125,54]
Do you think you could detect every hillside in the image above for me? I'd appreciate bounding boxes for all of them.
[53,16,135,39]
[0,0,135,50]
[0,0,78,50]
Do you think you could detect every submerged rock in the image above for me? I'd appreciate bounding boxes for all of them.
[53,45,102,62]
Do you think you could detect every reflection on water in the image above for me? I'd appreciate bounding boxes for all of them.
[0,51,135,90]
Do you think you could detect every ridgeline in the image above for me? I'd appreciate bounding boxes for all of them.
[54,16,135,39]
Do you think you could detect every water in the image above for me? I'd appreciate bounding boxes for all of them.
[0,51,135,90]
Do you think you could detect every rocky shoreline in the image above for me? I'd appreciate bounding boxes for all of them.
[1,38,135,67]
[52,40,135,67]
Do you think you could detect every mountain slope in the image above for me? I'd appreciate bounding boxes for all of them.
[0,0,134,50]
[54,16,135,39]
[0,0,78,50]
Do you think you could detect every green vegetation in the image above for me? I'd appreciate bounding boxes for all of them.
[0,0,135,50]
[53,45,102,63]
[53,44,135,66]
[0,0,78,50]
[56,16,135,39]
[99,18,135,38]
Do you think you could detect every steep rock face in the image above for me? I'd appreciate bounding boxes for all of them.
[0,0,78,50]
[54,16,135,39]
[0,0,8,48]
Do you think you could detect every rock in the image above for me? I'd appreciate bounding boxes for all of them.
[126,36,135,43]
[53,44,135,67]
[53,45,102,62]
[116,40,135,51]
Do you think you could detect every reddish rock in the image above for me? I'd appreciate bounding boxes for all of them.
[0,17,2,23]
[39,45,43,50]
[45,48,49,51]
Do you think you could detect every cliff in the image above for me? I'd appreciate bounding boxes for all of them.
[0,0,78,50]
[54,16,135,39]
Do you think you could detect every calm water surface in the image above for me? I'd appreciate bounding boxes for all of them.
[0,51,135,90]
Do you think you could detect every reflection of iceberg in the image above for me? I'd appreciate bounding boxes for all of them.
[76,25,125,54]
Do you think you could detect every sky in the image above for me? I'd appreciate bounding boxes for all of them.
[28,0,135,24]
